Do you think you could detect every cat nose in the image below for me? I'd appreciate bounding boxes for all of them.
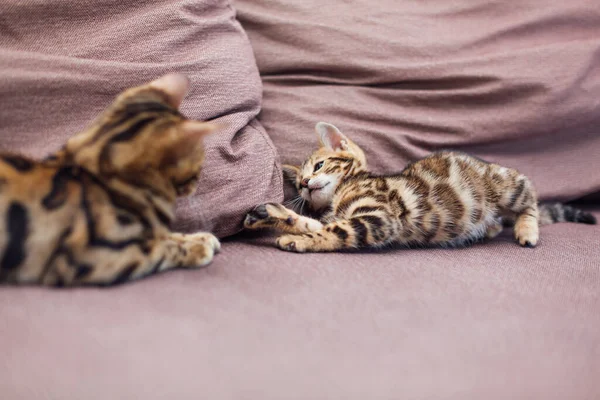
[300,178,310,188]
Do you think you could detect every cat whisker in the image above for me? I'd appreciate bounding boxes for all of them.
[284,195,302,212]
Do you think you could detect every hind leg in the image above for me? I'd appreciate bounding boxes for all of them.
[498,174,539,247]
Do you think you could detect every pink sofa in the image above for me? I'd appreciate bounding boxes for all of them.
[1,1,599,398]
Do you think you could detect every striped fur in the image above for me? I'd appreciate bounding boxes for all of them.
[245,122,595,253]
[0,74,221,286]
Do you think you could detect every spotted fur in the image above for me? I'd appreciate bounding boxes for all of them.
[245,122,596,253]
[0,74,221,286]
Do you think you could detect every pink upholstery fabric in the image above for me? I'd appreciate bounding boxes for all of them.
[237,0,600,202]
[1,211,599,399]
[0,0,282,238]
[1,2,600,398]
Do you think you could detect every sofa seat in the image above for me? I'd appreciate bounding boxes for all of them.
[2,210,598,399]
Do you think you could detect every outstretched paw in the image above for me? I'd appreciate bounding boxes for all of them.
[244,203,295,230]
[180,232,221,267]
[276,234,309,253]
[189,232,221,254]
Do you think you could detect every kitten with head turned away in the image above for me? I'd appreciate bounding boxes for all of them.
[0,74,221,286]
[245,122,595,252]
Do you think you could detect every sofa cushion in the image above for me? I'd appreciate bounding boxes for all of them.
[237,0,600,201]
[0,0,283,238]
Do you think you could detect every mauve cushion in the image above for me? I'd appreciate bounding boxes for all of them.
[236,0,600,201]
[0,0,282,238]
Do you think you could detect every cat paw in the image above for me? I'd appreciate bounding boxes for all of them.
[276,234,307,253]
[190,232,221,254]
[514,225,538,248]
[244,203,294,229]
[485,221,503,240]
[184,232,221,266]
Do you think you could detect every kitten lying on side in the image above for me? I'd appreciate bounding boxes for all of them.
[245,122,595,252]
[0,74,221,286]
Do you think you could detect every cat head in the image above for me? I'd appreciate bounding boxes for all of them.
[284,122,367,211]
[65,74,218,198]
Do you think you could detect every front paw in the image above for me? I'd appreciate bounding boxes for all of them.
[244,203,294,229]
[186,232,221,266]
[191,232,221,254]
[514,221,539,248]
[276,234,307,253]
[515,228,538,248]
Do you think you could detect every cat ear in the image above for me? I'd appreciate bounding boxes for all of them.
[315,122,350,152]
[282,164,301,182]
[178,120,219,147]
[181,120,219,135]
[163,121,218,163]
[149,73,190,108]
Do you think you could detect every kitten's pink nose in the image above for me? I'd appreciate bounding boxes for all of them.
[300,178,310,188]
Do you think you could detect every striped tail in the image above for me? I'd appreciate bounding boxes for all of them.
[538,202,597,226]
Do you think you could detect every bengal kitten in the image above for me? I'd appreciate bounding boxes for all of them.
[0,74,221,286]
[245,122,596,252]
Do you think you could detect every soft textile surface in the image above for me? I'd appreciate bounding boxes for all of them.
[1,214,599,399]
[236,0,600,201]
[0,0,282,238]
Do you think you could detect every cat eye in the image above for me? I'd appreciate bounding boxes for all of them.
[313,161,324,173]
